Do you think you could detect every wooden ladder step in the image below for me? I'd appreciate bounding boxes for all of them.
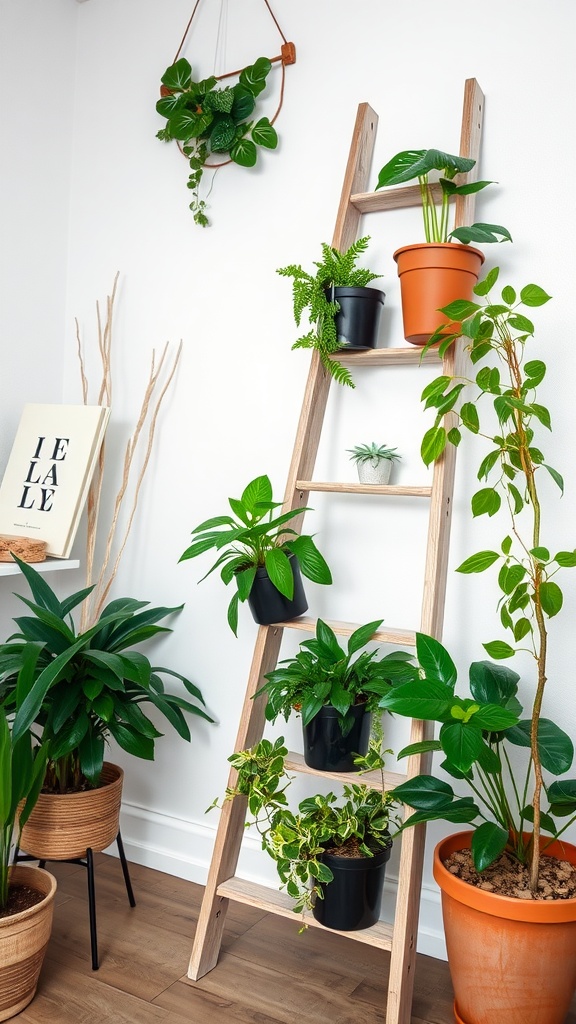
[284,751,407,791]
[216,876,395,949]
[350,182,445,215]
[296,480,432,497]
[329,347,442,368]
[273,616,417,647]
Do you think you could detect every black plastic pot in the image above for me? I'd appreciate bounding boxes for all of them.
[326,286,385,350]
[302,703,371,772]
[313,840,392,931]
[247,554,308,625]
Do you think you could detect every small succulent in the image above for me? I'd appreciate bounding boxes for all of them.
[347,443,401,465]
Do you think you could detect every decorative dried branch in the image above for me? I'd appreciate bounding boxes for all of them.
[76,275,181,630]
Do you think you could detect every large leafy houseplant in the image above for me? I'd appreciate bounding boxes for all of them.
[179,474,332,635]
[215,734,398,915]
[156,57,278,226]
[0,557,213,793]
[277,236,382,388]
[374,149,511,246]
[385,268,576,893]
[258,617,416,730]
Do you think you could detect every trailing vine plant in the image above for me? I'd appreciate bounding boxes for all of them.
[156,57,278,225]
[419,267,576,890]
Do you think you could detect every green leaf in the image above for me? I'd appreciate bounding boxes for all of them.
[264,548,294,600]
[471,488,501,518]
[239,56,272,93]
[230,137,257,167]
[507,314,535,334]
[531,403,551,430]
[501,285,516,305]
[507,718,574,775]
[227,592,239,636]
[447,427,461,447]
[513,617,532,642]
[543,464,564,494]
[236,566,257,602]
[392,775,455,810]
[524,359,546,385]
[421,426,446,467]
[160,58,192,92]
[474,267,500,296]
[209,115,237,152]
[468,659,520,705]
[241,475,272,515]
[457,550,500,574]
[415,633,457,687]
[231,84,256,121]
[285,535,332,585]
[252,117,278,149]
[520,284,552,307]
[482,640,516,659]
[440,720,484,773]
[460,402,479,433]
[554,550,576,567]
[379,679,455,721]
[539,581,563,617]
[471,822,509,871]
[548,779,576,815]
[530,547,550,562]
[440,299,480,320]
[347,619,382,656]
[508,484,524,514]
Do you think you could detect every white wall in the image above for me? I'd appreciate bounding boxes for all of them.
[2,0,576,961]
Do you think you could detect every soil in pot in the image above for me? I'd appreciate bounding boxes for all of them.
[313,837,391,931]
[302,703,371,772]
[247,554,308,625]
[444,846,576,901]
[327,286,385,351]
[0,884,46,919]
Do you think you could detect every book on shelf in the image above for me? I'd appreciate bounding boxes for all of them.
[0,403,110,559]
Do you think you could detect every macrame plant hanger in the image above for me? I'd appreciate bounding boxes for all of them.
[171,0,296,172]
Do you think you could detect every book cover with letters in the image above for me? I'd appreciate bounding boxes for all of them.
[0,404,110,558]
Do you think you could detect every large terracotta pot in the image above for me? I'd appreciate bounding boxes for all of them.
[19,762,123,861]
[393,243,485,346]
[434,831,576,1024]
[0,865,56,1020]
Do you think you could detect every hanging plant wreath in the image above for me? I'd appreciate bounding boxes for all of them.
[156,0,295,226]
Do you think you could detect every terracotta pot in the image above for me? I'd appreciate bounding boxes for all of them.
[434,831,576,1024]
[19,762,123,861]
[0,865,56,1020]
[393,243,485,346]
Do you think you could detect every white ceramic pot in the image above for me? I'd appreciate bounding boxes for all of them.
[357,459,393,485]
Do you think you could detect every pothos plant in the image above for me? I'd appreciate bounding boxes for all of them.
[156,57,278,226]
[408,267,576,890]
[277,236,382,388]
[212,732,398,915]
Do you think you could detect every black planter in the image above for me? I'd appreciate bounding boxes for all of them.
[247,554,308,626]
[302,703,371,772]
[326,286,385,350]
[313,840,392,931]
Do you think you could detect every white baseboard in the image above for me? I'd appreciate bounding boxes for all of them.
[112,801,447,962]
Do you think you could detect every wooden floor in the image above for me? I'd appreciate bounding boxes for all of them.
[14,853,576,1024]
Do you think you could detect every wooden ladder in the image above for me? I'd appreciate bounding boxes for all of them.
[187,78,484,1024]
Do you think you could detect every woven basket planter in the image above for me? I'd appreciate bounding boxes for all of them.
[19,762,123,861]
[0,865,56,1021]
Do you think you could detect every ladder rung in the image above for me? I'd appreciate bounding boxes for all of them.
[329,347,441,367]
[296,480,432,497]
[272,616,417,647]
[284,751,407,792]
[216,876,394,949]
[350,182,445,214]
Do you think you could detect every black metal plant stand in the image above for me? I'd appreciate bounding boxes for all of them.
[13,830,135,970]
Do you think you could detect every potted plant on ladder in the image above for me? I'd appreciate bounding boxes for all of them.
[374,149,511,345]
[380,268,576,1024]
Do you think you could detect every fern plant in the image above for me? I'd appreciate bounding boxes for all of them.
[277,237,381,388]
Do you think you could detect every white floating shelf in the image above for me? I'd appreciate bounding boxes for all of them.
[0,558,80,578]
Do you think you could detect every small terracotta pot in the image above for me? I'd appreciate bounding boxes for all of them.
[19,762,123,861]
[393,243,485,346]
[434,831,576,1024]
[0,865,56,1020]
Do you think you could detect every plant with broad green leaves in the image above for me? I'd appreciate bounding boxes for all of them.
[179,475,332,635]
[375,149,511,246]
[0,557,213,794]
[256,618,417,729]
[213,733,398,914]
[0,708,49,909]
[412,267,576,890]
[382,632,576,884]
[156,57,278,226]
[347,442,402,466]
[277,236,382,388]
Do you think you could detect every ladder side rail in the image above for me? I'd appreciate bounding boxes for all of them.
[188,625,284,980]
[282,103,379,533]
[386,78,485,1024]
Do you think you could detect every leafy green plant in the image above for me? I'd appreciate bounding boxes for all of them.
[257,618,417,730]
[215,734,398,914]
[179,474,332,635]
[0,709,49,910]
[0,556,213,794]
[156,57,278,226]
[375,149,511,246]
[406,268,576,890]
[347,442,402,466]
[277,236,382,388]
